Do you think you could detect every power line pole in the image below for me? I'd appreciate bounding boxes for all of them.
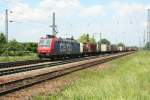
[99,32,102,51]
[147,9,150,43]
[50,12,57,36]
[4,9,9,57]
[139,38,142,50]
[143,30,146,49]
[5,9,8,43]
[99,32,102,44]
[100,32,102,42]
[143,31,145,49]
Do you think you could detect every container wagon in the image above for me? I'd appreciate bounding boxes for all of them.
[80,43,97,56]
[111,44,118,53]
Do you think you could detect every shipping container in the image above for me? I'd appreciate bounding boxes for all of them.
[102,44,111,52]
[118,46,125,52]
[82,43,96,54]
[111,44,118,53]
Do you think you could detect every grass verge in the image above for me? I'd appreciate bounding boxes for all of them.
[33,51,150,100]
[0,53,37,62]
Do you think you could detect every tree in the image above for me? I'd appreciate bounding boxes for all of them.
[117,42,125,47]
[25,42,37,53]
[89,36,96,44]
[0,33,7,55]
[99,39,110,45]
[78,34,96,44]
[7,39,23,56]
[0,33,6,44]
[78,34,89,43]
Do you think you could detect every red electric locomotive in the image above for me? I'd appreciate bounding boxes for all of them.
[37,35,80,59]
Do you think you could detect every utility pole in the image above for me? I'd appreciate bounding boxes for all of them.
[5,9,9,57]
[50,12,57,36]
[139,38,141,50]
[100,32,102,43]
[143,30,146,49]
[99,32,102,51]
[5,9,8,43]
[100,32,102,42]
[147,9,150,43]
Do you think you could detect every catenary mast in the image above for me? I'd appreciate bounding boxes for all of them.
[50,12,57,36]
[147,9,150,43]
[5,9,8,42]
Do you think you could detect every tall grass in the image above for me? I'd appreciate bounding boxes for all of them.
[33,51,150,100]
[0,53,37,62]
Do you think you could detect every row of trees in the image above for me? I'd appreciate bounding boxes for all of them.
[0,33,37,56]
[77,33,125,47]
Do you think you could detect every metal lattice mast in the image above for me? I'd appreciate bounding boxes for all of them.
[5,9,8,42]
[50,12,57,36]
[99,32,102,51]
[147,9,150,43]
[143,30,146,48]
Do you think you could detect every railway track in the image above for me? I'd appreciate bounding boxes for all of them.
[0,52,134,96]
[0,59,51,69]
[0,54,109,69]
[0,54,109,76]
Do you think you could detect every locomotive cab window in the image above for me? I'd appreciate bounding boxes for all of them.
[39,39,51,47]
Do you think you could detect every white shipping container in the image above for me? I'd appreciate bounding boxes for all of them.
[118,46,123,51]
[80,43,84,53]
[118,46,125,51]
[96,43,100,52]
[101,44,108,52]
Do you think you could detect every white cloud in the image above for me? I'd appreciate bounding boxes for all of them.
[79,5,105,16]
[38,0,81,16]
[145,4,150,10]
[0,13,4,20]
[0,13,4,32]
[4,0,105,22]
[4,0,81,22]
[9,3,46,22]
[0,0,21,6]
[1,1,149,22]
[110,1,145,16]
[39,0,80,10]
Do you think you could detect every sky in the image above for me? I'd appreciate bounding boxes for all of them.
[0,0,150,46]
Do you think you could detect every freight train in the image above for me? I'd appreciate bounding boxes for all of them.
[37,35,137,59]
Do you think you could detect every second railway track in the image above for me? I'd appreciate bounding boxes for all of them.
[0,54,109,76]
[0,52,134,96]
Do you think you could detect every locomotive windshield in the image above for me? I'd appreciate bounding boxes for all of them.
[39,39,51,47]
